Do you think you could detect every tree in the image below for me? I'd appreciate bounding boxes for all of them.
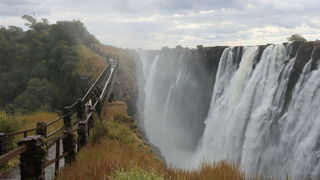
[21,15,37,27]
[287,34,307,42]
[0,15,99,113]
[13,78,59,113]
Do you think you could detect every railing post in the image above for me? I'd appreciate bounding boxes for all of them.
[54,137,60,176]
[89,109,95,129]
[0,133,8,156]
[96,98,101,116]
[62,130,77,164]
[63,107,72,130]
[18,135,47,180]
[77,122,87,149]
[36,122,47,138]
[77,99,83,120]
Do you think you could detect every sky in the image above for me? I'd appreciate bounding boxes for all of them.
[0,0,320,49]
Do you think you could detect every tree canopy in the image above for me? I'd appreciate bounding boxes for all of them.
[0,15,100,114]
[287,34,307,42]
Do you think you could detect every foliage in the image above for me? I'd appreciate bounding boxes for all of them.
[13,78,58,113]
[0,111,21,152]
[0,15,104,113]
[90,118,108,144]
[0,111,21,134]
[110,167,164,180]
[287,34,307,42]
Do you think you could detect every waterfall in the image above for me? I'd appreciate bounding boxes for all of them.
[161,54,184,147]
[199,44,320,179]
[143,55,161,145]
[137,43,320,179]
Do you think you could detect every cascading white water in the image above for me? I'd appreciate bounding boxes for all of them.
[143,55,161,145]
[162,54,184,142]
[137,43,320,179]
[199,44,320,179]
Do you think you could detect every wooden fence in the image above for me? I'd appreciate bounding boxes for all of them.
[0,58,118,179]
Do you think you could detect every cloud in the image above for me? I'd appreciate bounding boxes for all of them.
[0,0,319,49]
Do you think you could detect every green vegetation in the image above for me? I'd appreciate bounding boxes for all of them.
[287,34,307,42]
[0,16,105,172]
[90,119,108,144]
[0,111,20,134]
[0,15,105,114]
[110,167,165,180]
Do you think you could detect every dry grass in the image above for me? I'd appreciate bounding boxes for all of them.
[0,111,62,171]
[166,162,278,180]
[56,102,165,180]
[55,102,282,180]
[15,111,62,138]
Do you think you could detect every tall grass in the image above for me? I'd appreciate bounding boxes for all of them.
[15,111,62,138]
[0,111,61,171]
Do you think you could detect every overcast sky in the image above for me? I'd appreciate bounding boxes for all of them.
[0,0,320,49]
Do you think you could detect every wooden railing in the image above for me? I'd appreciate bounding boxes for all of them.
[0,58,118,179]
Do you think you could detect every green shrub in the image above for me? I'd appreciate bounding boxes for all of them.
[90,119,108,144]
[0,111,21,148]
[0,111,21,133]
[107,120,136,145]
[110,167,164,180]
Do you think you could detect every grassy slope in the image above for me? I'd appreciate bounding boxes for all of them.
[56,102,279,180]
[56,101,166,180]
[75,45,107,81]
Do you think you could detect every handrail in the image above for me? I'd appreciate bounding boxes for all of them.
[46,117,64,127]
[0,58,118,179]
[6,127,38,137]
[5,63,113,139]
[6,113,70,137]
[47,126,63,138]
[82,63,111,103]
[45,151,69,168]
[0,145,27,164]
[65,101,79,111]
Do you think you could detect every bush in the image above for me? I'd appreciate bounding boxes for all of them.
[110,167,164,180]
[90,118,108,144]
[13,78,58,113]
[107,120,136,145]
[0,111,21,134]
[0,111,21,148]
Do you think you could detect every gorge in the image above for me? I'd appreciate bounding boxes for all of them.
[136,42,320,180]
